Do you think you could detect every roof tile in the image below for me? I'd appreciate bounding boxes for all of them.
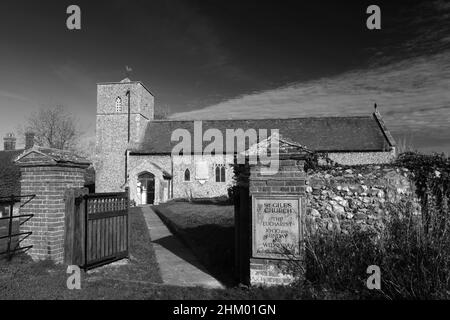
[130,114,394,154]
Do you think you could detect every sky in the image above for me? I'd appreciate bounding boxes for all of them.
[0,0,449,153]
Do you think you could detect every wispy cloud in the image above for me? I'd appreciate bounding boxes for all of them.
[171,0,450,153]
[171,51,450,152]
[0,90,34,104]
[171,51,450,126]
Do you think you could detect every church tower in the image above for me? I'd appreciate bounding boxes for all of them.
[95,78,154,192]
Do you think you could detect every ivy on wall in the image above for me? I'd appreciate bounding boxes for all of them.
[395,152,450,235]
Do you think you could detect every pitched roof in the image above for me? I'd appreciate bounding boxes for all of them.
[1,146,92,199]
[15,146,91,166]
[0,149,23,199]
[129,113,395,154]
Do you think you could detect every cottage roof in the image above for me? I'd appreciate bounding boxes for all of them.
[0,146,91,199]
[129,112,395,155]
[0,149,23,198]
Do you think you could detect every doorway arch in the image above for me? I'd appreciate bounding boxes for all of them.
[138,172,155,205]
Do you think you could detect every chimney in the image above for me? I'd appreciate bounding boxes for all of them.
[25,132,35,149]
[3,133,16,151]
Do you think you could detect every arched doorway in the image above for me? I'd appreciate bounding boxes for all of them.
[138,172,155,205]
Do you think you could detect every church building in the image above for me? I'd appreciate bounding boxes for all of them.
[95,78,396,205]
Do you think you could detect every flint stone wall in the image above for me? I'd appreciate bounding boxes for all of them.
[305,165,420,235]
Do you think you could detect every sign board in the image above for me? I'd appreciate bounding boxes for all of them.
[195,159,209,182]
[252,195,302,260]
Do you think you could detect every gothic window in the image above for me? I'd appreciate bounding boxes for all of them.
[116,97,122,112]
[215,166,220,182]
[215,165,226,182]
[184,169,191,182]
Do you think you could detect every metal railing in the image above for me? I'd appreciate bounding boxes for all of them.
[0,195,35,260]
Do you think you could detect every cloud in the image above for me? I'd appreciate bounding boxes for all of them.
[171,0,450,153]
[0,90,34,104]
[171,51,450,152]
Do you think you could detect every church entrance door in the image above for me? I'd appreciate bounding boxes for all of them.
[138,172,155,205]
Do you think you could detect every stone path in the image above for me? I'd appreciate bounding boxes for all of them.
[141,205,224,289]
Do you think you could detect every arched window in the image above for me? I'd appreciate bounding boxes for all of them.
[215,166,220,182]
[215,165,226,182]
[116,97,122,112]
[221,166,226,182]
[184,169,190,181]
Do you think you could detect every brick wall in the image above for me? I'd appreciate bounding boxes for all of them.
[16,151,89,263]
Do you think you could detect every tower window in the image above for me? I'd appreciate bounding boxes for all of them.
[184,169,191,182]
[116,97,122,112]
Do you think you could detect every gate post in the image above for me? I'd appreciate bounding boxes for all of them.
[64,188,88,266]
[15,146,91,263]
[234,136,308,286]
[125,187,130,259]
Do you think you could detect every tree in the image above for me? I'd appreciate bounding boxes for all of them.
[25,105,79,150]
[154,104,170,120]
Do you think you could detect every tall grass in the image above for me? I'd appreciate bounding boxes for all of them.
[300,152,450,299]
[395,135,416,155]
[303,199,450,299]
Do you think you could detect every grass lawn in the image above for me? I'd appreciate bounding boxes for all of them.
[153,200,236,286]
[0,205,305,299]
[1,207,163,299]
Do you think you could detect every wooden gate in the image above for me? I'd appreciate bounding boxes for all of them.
[64,189,130,270]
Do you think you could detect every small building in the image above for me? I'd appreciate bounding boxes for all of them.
[95,78,396,205]
[0,133,35,217]
[0,132,93,213]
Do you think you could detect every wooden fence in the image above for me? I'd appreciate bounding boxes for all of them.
[64,188,130,270]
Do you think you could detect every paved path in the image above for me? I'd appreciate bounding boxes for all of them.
[141,205,224,289]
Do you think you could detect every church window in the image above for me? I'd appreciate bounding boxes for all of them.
[116,97,122,112]
[184,169,190,182]
[221,166,226,182]
[215,165,226,182]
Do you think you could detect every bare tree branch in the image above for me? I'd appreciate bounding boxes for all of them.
[25,105,79,150]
